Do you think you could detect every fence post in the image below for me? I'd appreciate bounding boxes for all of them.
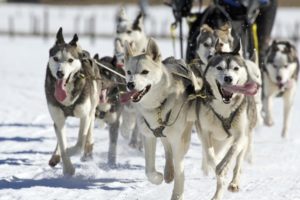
[8,16,15,38]
[43,9,49,41]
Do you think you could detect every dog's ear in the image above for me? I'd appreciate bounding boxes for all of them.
[93,53,99,60]
[232,39,243,56]
[146,38,161,62]
[116,7,128,23]
[214,38,221,53]
[69,34,78,47]
[124,41,134,60]
[132,12,144,31]
[200,24,213,33]
[55,27,65,45]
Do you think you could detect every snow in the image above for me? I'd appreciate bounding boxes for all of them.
[0,4,300,200]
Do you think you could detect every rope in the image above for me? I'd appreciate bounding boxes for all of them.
[94,60,126,80]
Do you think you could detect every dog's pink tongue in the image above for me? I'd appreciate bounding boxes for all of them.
[223,82,258,96]
[54,80,67,102]
[120,91,136,103]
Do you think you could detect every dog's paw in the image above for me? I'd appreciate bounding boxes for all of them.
[171,193,183,200]
[281,130,288,139]
[48,155,61,167]
[228,182,240,192]
[164,165,174,183]
[81,153,93,162]
[63,165,75,176]
[264,118,274,127]
[146,171,163,185]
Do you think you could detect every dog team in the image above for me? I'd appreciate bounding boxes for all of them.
[44,7,299,200]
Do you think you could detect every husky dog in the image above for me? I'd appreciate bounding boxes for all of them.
[93,54,128,166]
[45,28,101,175]
[124,38,199,200]
[195,43,259,200]
[195,23,234,69]
[114,8,148,68]
[114,8,148,149]
[263,40,299,138]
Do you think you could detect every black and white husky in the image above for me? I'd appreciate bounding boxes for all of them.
[195,43,259,200]
[45,28,101,175]
[263,40,299,138]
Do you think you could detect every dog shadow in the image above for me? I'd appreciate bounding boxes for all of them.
[0,176,142,191]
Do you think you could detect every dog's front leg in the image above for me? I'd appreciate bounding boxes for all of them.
[49,142,61,167]
[48,105,74,175]
[161,138,174,183]
[143,135,163,185]
[195,122,216,175]
[107,119,120,167]
[228,134,248,192]
[170,140,186,200]
[214,130,247,200]
[66,116,92,157]
[263,95,274,126]
[82,114,96,161]
[282,83,296,138]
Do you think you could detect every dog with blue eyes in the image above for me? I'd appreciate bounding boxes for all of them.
[262,40,299,138]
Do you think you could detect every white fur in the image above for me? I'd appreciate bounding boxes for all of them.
[125,39,195,200]
[196,54,258,200]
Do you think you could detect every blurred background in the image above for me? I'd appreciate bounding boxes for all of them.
[0,0,299,44]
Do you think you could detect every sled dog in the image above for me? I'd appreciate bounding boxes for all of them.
[45,28,101,175]
[195,43,259,200]
[124,38,199,200]
[263,40,299,138]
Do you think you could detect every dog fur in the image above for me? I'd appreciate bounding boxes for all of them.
[45,28,101,175]
[263,40,299,138]
[124,38,198,200]
[195,44,259,200]
[114,8,148,149]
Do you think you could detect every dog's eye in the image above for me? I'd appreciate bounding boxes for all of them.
[126,30,132,34]
[233,67,239,71]
[141,70,149,75]
[68,58,74,63]
[127,71,131,75]
[53,57,59,62]
[204,43,209,47]
[216,66,223,71]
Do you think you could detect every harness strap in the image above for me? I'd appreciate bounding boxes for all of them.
[144,110,172,137]
[206,99,245,138]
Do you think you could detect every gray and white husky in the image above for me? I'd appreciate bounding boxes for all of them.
[45,28,101,175]
[263,40,299,138]
[195,43,259,200]
[124,38,198,200]
[114,8,148,149]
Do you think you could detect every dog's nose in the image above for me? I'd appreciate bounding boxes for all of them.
[127,82,135,91]
[56,71,64,79]
[224,76,233,84]
[276,76,282,82]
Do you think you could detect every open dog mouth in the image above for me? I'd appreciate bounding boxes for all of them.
[120,84,151,103]
[54,73,72,102]
[217,81,233,104]
[217,81,259,104]
[131,85,151,102]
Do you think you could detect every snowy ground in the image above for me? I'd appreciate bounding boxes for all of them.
[1,5,300,200]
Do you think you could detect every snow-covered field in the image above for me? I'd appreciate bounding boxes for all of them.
[1,4,300,200]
